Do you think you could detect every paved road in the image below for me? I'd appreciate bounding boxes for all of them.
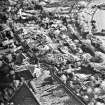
[49,66,87,105]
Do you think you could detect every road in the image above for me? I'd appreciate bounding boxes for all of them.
[50,66,87,105]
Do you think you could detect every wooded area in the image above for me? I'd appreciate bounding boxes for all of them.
[1,0,105,105]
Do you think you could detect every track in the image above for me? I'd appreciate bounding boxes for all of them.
[50,66,87,105]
